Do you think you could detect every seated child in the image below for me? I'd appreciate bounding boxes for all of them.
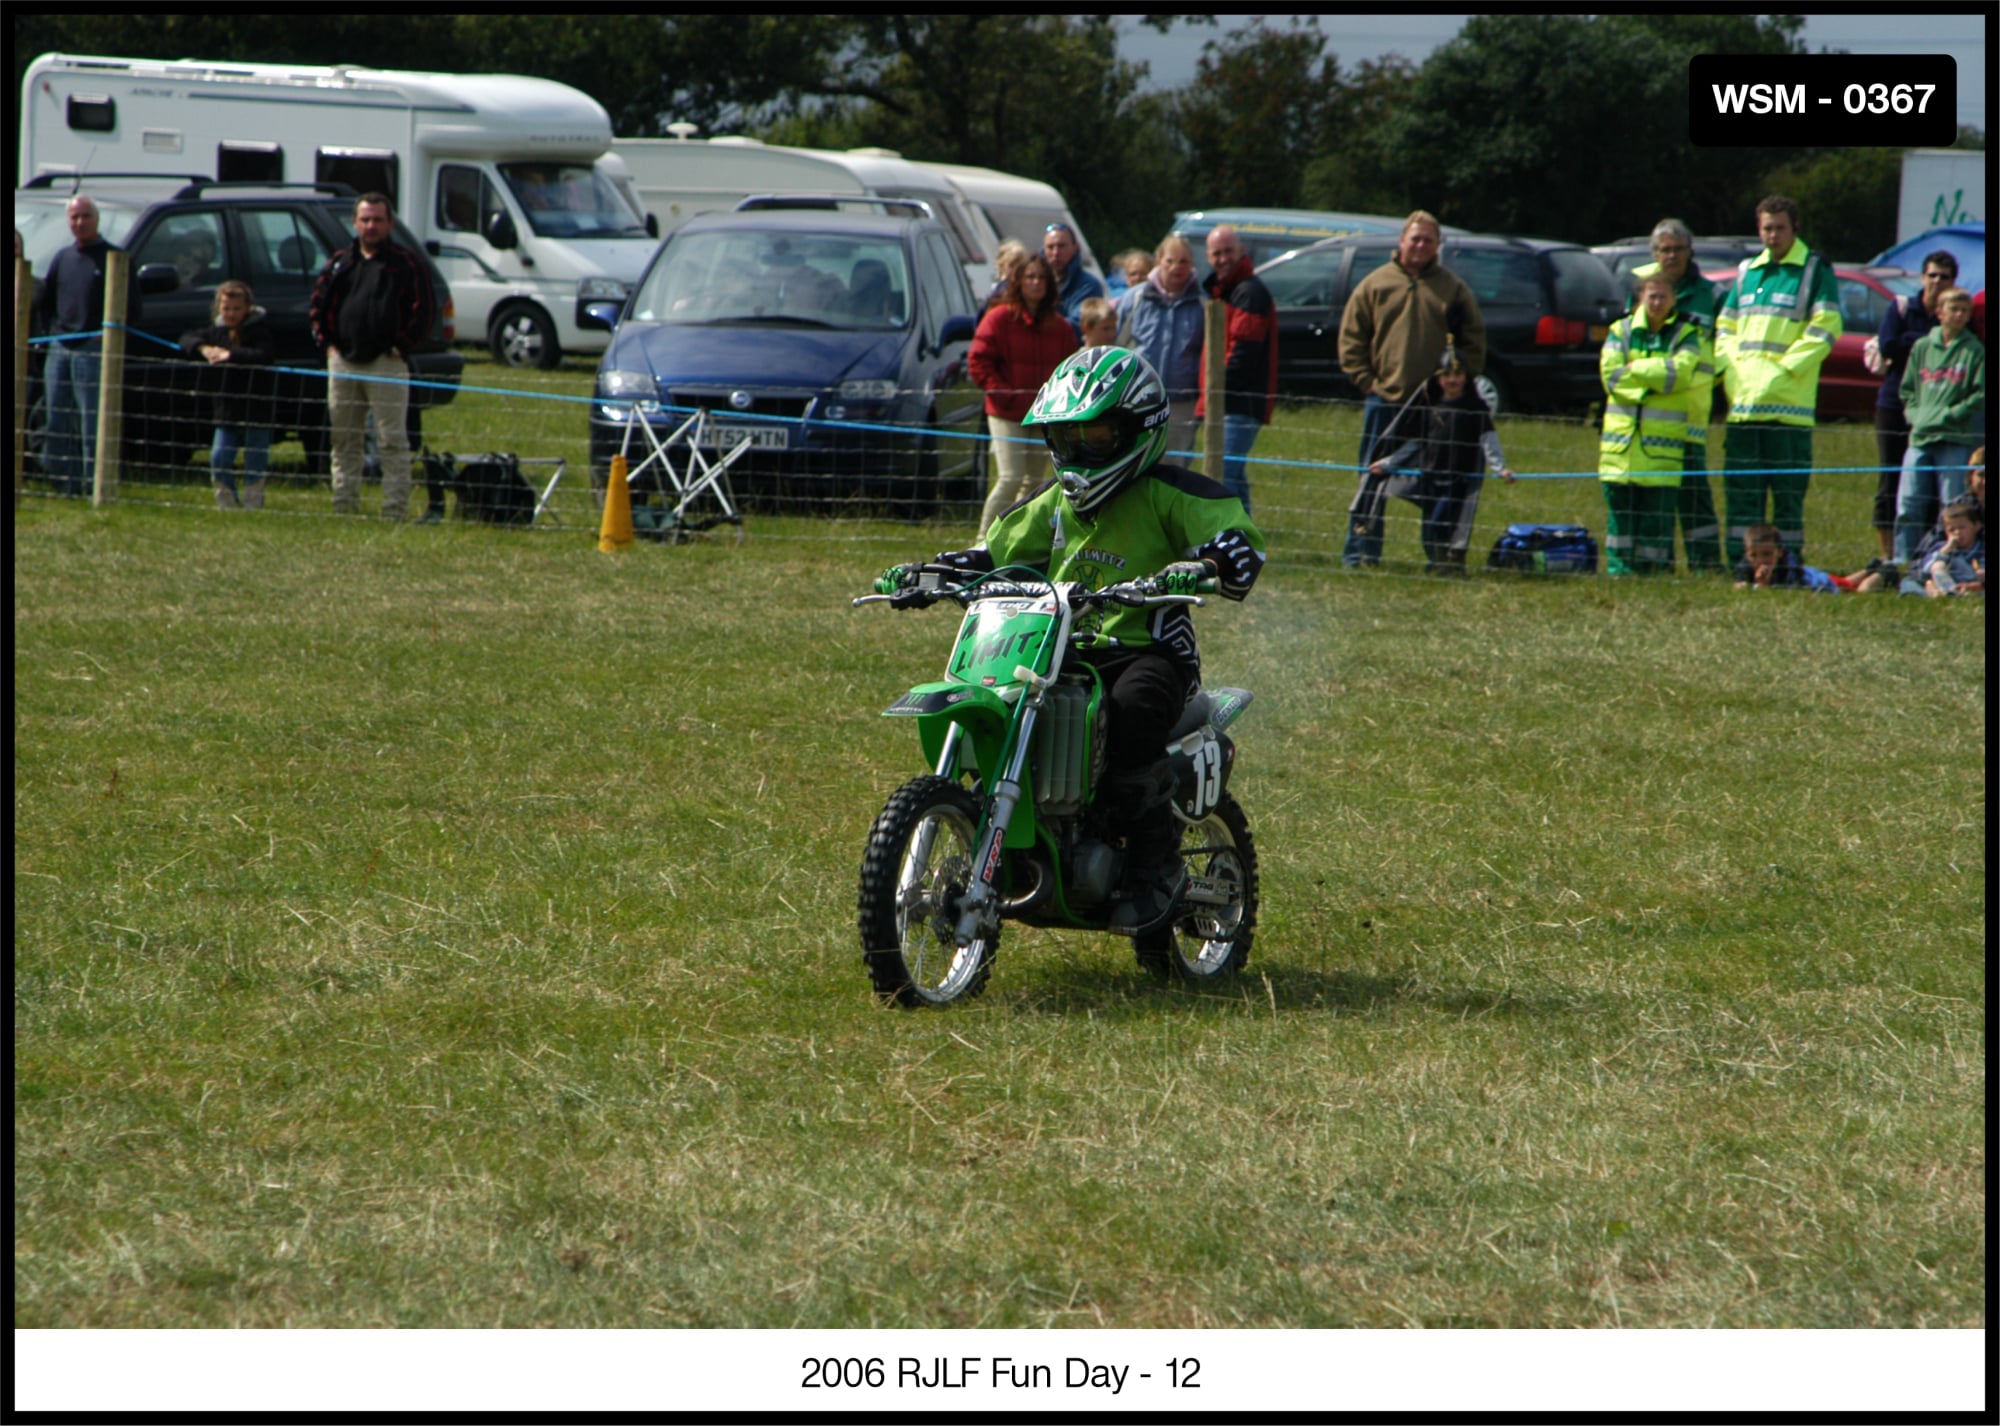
[1901,499,1984,597]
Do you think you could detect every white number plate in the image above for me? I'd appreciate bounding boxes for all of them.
[705,423,789,450]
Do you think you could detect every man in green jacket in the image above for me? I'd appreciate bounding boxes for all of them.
[1632,218,1724,571]
[1715,196,1843,565]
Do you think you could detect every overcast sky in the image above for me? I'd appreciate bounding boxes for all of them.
[1116,13,1988,131]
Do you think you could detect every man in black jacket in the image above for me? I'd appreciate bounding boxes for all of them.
[1193,225,1278,514]
[308,193,433,517]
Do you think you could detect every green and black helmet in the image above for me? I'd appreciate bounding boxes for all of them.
[1021,345,1171,516]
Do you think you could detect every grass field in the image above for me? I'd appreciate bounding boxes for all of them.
[13,365,1986,1345]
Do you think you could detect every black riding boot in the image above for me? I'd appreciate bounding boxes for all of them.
[1101,762,1187,935]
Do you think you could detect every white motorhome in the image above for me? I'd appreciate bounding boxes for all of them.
[917,161,1103,282]
[608,136,999,294]
[19,52,658,368]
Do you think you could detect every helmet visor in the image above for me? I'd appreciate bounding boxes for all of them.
[1045,416,1130,469]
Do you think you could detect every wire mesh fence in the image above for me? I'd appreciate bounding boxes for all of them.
[17,331,1929,578]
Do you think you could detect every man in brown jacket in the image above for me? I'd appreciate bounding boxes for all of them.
[1337,211,1486,566]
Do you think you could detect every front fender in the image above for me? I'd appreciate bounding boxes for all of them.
[883,681,1012,777]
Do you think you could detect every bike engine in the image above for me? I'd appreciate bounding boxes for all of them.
[1067,838,1120,906]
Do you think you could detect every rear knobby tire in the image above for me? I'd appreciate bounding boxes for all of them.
[858,775,997,1007]
[1135,791,1256,982]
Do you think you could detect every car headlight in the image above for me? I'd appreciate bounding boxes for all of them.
[837,379,898,401]
[599,369,656,400]
[578,277,630,302]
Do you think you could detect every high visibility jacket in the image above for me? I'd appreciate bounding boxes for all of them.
[1633,259,1718,444]
[1716,239,1842,427]
[1599,309,1701,483]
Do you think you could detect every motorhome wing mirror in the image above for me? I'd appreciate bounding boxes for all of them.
[485,211,519,251]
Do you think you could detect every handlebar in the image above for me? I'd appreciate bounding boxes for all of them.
[853,564,1215,610]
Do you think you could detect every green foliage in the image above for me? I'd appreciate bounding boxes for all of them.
[1759,146,1906,260]
[1173,20,1342,210]
[1349,14,1818,242]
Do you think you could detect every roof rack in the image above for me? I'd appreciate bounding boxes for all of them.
[21,171,213,192]
[169,179,360,200]
[733,194,933,221]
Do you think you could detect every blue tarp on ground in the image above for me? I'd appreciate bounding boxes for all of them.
[1872,223,1985,292]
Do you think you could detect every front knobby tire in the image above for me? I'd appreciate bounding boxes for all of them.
[1135,791,1257,983]
[858,775,997,1007]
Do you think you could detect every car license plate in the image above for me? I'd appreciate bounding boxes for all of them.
[706,423,789,450]
[1588,324,1609,341]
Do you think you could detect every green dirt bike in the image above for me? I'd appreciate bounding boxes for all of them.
[853,563,1258,1007]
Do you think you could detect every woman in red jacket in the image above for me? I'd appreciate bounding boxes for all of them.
[969,253,1078,535]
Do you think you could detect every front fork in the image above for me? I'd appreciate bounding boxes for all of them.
[947,683,1045,949]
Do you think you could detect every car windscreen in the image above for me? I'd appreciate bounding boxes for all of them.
[498,162,650,240]
[629,229,913,331]
[19,198,143,272]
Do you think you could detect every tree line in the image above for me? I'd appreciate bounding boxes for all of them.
[13,13,1981,262]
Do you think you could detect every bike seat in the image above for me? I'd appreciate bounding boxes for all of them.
[1163,689,1213,744]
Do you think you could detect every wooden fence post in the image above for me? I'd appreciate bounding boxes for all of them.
[1203,298,1226,483]
[92,250,129,506]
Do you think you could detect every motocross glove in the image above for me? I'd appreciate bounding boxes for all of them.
[1157,561,1211,595]
[933,546,995,575]
[1192,528,1266,601]
[874,565,920,594]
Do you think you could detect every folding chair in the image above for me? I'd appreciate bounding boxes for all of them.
[615,403,749,541]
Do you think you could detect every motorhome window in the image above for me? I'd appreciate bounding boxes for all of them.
[316,149,399,213]
[240,209,331,289]
[66,95,115,132]
[218,142,283,184]
[629,229,909,329]
[133,212,227,293]
[437,165,507,238]
[876,187,982,266]
[496,163,649,240]
[976,203,1064,250]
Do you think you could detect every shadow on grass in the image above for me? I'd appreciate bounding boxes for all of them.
[995,958,1598,1024]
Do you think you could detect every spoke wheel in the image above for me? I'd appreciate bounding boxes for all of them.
[858,775,996,1007]
[1135,791,1256,983]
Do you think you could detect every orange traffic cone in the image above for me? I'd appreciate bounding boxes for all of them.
[599,453,634,552]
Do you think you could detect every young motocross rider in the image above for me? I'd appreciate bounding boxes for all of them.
[879,346,1266,933]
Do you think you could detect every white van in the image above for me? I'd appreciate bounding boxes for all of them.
[19,52,658,368]
[609,136,999,295]
[918,161,1103,282]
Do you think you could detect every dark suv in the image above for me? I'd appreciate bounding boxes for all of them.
[18,174,463,478]
[582,196,983,515]
[1255,233,1626,415]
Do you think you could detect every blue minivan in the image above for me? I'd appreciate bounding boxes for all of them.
[583,197,985,515]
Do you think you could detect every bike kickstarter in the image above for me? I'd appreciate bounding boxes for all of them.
[856,346,1267,1006]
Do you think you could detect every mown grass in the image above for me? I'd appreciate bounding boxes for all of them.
[14,366,1985,1331]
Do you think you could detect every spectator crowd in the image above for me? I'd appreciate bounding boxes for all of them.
[23,184,1985,591]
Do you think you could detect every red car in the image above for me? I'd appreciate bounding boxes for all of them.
[1815,265,1923,422]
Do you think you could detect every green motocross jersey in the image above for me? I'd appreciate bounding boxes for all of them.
[984,464,1266,668]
